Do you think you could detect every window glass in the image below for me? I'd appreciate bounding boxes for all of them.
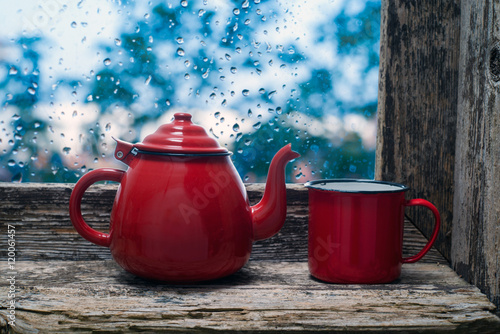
[0,0,380,183]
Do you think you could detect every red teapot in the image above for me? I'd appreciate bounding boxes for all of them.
[69,113,299,282]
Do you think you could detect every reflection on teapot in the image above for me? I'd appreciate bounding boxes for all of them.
[69,113,299,282]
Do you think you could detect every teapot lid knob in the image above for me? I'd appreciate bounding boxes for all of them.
[173,113,192,122]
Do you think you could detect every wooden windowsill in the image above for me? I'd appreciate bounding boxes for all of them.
[0,183,499,332]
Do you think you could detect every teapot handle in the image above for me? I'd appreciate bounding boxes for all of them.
[69,168,125,248]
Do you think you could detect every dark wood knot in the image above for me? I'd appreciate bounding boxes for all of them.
[490,44,500,82]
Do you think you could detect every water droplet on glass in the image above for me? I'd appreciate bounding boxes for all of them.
[225,53,231,60]
[230,67,237,74]
[202,70,209,79]
[295,172,303,179]
[244,139,252,146]
[232,123,240,132]
[253,122,261,130]
[81,165,87,173]
[198,9,205,17]
[209,128,219,139]
[242,89,250,96]
[71,21,77,28]
[103,58,112,66]
[242,0,250,8]
[144,75,152,85]
[12,114,21,121]
[181,0,188,8]
[9,67,17,75]
[233,8,240,15]
[177,48,185,56]
[247,109,253,117]
[184,73,190,80]
[267,90,276,99]
[11,173,22,183]
[7,160,16,167]
[62,147,71,155]
[27,87,36,95]
[349,165,357,173]
[105,123,111,131]
[72,110,78,117]
[115,38,122,46]
[176,37,184,44]
[210,93,217,99]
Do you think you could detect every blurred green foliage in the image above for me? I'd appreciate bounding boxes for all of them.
[0,0,380,183]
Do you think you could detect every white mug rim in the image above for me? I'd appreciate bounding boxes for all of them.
[304,179,409,194]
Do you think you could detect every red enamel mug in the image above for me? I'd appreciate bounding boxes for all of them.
[305,179,440,284]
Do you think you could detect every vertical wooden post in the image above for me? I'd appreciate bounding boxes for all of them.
[451,0,500,309]
[376,0,461,260]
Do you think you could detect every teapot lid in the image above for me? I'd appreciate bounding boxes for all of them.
[134,113,228,154]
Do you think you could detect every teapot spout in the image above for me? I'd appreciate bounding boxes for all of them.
[251,144,300,241]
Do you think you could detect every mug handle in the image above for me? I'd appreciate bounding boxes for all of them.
[69,168,125,248]
[402,199,441,263]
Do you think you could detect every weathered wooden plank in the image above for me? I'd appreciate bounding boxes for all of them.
[376,0,461,261]
[0,183,444,264]
[0,261,499,333]
[451,0,500,311]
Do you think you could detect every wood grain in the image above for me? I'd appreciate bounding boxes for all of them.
[375,0,461,261]
[451,0,500,311]
[0,182,498,332]
[0,261,499,333]
[0,183,443,264]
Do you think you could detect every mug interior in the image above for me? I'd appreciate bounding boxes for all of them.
[305,179,408,193]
